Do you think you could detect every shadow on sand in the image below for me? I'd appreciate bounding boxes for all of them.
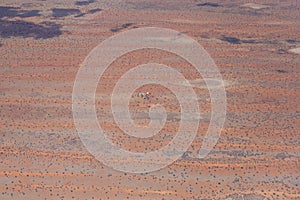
[75,0,95,6]
[0,6,62,39]
[111,23,134,32]
[0,20,62,39]
[0,6,41,18]
[51,8,81,18]
[196,2,221,7]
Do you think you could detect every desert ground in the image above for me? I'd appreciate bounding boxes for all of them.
[0,0,299,199]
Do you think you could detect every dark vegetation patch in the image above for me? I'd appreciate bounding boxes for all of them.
[286,39,297,44]
[0,6,62,39]
[220,36,282,45]
[0,20,62,39]
[275,152,290,159]
[221,36,241,44]
[264,40,279,45]
[275,69,288,73]
[74,8,102,18]
[87,8,102,14]
[52,7,101,18]
[0,6,41,18]
[18,10,40,18]
[52,8,81,18]
[196,2,221,7]
[277,49,287,54]
[121,23,133,29]
[241,39,256,44]
[181,151,192,159]
[111,23,133,32]
[225,150,261,157]
[75,0,95,6]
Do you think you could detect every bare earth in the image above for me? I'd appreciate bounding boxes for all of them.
[0,0,299,199]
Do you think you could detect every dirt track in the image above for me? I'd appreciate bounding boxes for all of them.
[0,0,299,199]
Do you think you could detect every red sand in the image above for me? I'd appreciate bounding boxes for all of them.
[0,0,299,199]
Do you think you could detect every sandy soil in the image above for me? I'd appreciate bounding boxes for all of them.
[0,0,299,199]
[242,3,269,10]
[289,47,300,55]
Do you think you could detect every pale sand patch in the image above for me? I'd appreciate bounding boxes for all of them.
[242,3,269,10]
[189,78,233,89]
[147,37,194,44]
[288,47,300,54]
[169,78,234,89]
[168,19,203,24]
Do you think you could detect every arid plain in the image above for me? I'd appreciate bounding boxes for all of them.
[0,0,299,199]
